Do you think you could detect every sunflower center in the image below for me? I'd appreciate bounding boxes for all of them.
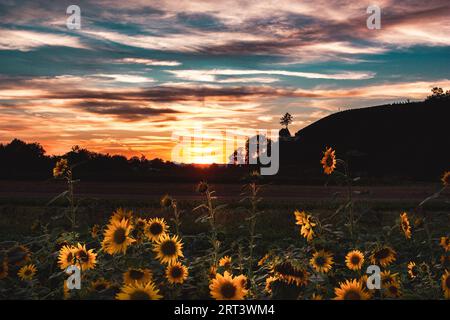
[343,289,361,300]
[113,228,126,244]
[24,269,32,276]
[149,223,163,235]
[66,252,74,263]
[170,266,183,278]
[77,250,89,263]
[374,248,390,260]
[129,270,144,280]
[129,290,151,300]
[315,256,326,266]
[350,255,361,265]
[220,282,237,299]
[326,156,333,167]
[161,241,176,256]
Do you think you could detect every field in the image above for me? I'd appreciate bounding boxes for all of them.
[0,159,449,300]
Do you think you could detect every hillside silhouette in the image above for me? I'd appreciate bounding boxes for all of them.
[0,98,448,184]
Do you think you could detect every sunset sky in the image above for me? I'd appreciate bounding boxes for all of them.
[0,0,449,161]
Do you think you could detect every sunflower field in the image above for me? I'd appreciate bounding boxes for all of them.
[0,148,449,300]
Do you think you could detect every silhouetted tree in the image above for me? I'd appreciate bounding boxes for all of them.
[280,113,293,129]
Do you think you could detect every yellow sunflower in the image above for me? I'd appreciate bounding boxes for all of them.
[102,218,135,255]
[53,159,69,178]
[272,261,309,286]
[381,270,399,286]
[258,254,270,267]
[209,271,247,300]
[441,171,450,187]
[310,250,334,273]
[442,270,450,299]
[153,234,183,265]
[383,280,402,298]
[90,224,100,239]
[145,217,169,242]
[110,208,133,225]
[165,262,188,284]
[321,147,336,175]
[345,250,365,271]
[7,245,31,266]
[407,261,418,279]
[58,245,76,270]
[265,276,277,294]
[90,278,111,292]
[0,256,8,279]
[219,256,232,269]
[160,194,174,208]
[311,293,323,300]
[440,236,450,252]
[370,246,396,267]
[209,265,217,280]
[73,243,97,270]
[116,281,162,300]
[18,264,37,281]
[294,210,316,242]
[400,212,411,239]
[334,279,371,300]
[123,268,153,285]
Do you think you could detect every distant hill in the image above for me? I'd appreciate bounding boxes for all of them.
[277,99,449,183]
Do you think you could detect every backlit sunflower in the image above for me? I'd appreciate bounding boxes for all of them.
[272,261,309,286]
[370,246,396,267]
[440,236,450,251]
[383,280,401,298]
[165,262,188,284]
[116,281,162,300]
[441,171,450,187]
[110,208,133,225]
[7,245,31,266]
[0,256,8,279]
[442,270,450,299]
[102,218,135,255]
[18,264,37,281]
[334,279,371,300]
[345,250,364,271]
[407,261,418,279]
[209,271,247,300]
[123,268,152,285]
[58,245,76,270]
[219,256,232,269]
[153,234,183,265]
[144,217,169,242]
[53,159,69,178]
[400,212,411,239]
[90,278,111,292]
[160,194,173,208]
[73,243,97,270]
[294,210,316,242]
[310,250,334,273]
[321,147,336,175]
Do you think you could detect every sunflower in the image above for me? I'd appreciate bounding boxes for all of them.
[219,256,232,269]
[440,236,450,251]
[110,208,133,225]
[311,293,323,300]
[166,262,188,284]
[407,261,418,279]
[441,171,450,187]
[370,246,396,267]
[123,268,153,285]
[53,159,69,178]
[400,212,411,239]
[102,218,135,255]
[145,218,169,242]
[294,210,316,242]
[58,245,76,270]
[196,181,209,193]
[209,271,247,300]
[160,194,174,208]
[345,250,364,271]
[153,234,183,265]
[116,281,162,300]
[310,250,334,273]
[334,279,371,300]
[90,224,100,239]
[0,257,7,279]
[381,270,399,286]
[7,245,31,266]
[209,265,217,279]
[90,278,111,292]
[18,264,37,281]
[272,261,309,286]
[442,270,450,299]
[73,243,97,270]
[258,254,270,267]
[265,276,277,294]
[383,280,401,298]
[321,147,336,175]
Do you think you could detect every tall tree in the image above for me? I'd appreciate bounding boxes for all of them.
[280,112,293,129]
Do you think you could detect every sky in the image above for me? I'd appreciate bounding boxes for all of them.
[0,0,449,162]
